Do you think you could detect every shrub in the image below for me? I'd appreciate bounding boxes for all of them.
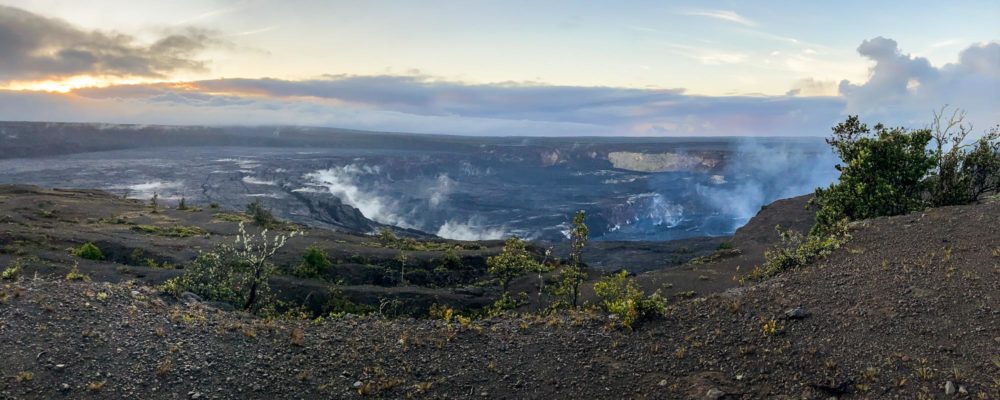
[376,227,398,247]
[745,222,850,282]
[1,263,21,280]
[73,242,104,260]
[811,116,936,236]
[131,224,206,237]
[163,222,298,313]
[961,132,1000,199]
[65,265,91,281]
[593,270,665,329]
[177,197,188,210]
[483,291,527,317]
[439,247,463,270]
[0,258,27,281]
[486,237,541,293]
[293,245,333,278]
[928,109,1000,206]
[246,199,276,228]
[717,241,734,250]
[555,210,589,307]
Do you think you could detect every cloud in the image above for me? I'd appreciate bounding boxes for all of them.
[839,37,1000,130]
[0,35,994,137]
[680,9,757,27]
[0,5,217,81]
[36,76,847,136]
[787,78,838,97]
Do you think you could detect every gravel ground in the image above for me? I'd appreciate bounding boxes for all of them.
[2,199,999,399]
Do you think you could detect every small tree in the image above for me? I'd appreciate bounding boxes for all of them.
[811,116,935,235]
[73,242,104,260]
[594,270,665,329]
[556,210,589,307]
[962,129,1000,199]
[246,199,276,228]
[293,245,333,278]
[394,252,409,285]
[177,197,188,210]
[150,192,159,214]
[487,236,540,293]
[377,227,398,247]
[164,222,298,313]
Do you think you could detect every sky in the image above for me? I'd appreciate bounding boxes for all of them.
[0,0,997,136]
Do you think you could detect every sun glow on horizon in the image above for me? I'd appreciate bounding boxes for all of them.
[0,75,174,93]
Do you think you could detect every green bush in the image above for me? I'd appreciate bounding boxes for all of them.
[438,247,462,271]
[746,222,850,282]
[811,116,936,236]
[554,210,589,308]
[1,264,21,281]
[293,246,333,278]
[927,109,1000,206]
[246,199,276,227]
[131,224,206,237]
[163,223,297,313]
[65,265,91,281]
[376,227,398,246]
[483,291,527,317]
[593,270,665,329]
[73,242,104,260]
[486,237,541,293]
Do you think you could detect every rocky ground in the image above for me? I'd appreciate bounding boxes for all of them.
[1,188,998,398]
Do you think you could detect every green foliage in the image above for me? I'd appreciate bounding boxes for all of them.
[246,199,277,228]
[293,245,333,278]
[927,109,1000,206]
[811,116,936,236]
[163,222,297,313]
[131,224,206,237]
[486,236,541,293]
[746,222,850,282]
[556,210,590,307]
[569,210,589,268]
[72,242,104,260]
[212,212,247,223]
[717,241,733,250]
[163,251,258,307]
[394,252,409,285]
[961,131,1000,199]
[483,291,527,317]
[1,263,21,281]
[552,265,587,309]
[377,227,398,246]
[593,270,665,329]
[439,246,463,270]
[177,197,188,210]
[323,287,375,316]
[65,265,91,281]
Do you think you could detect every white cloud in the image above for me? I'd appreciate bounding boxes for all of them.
[839,37,1000,131]
[680,9,757,27]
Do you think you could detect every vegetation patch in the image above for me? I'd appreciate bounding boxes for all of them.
[72,242,104,260]
[593,270,665,329]
[162,222,298,314]
[292,245,333,278]
[212,212,249,223]
[130,224,206,238]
